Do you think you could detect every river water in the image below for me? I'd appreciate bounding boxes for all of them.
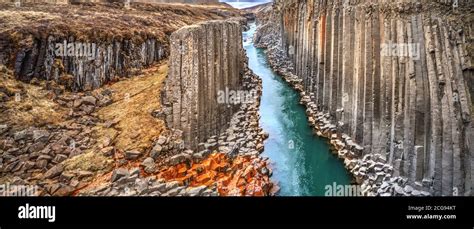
[243,23,351,196]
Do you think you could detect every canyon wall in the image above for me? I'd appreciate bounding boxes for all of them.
[0,3,239,91]
[259,0,473,196]
[162,18,246,150]
[9,38,166,91]
[0,6,167,91]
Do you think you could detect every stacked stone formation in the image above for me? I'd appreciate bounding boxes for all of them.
[258,0,473,196]
[162,18,248,150]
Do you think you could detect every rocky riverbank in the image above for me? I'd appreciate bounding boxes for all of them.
[252,0,474,196]
[252,3,437,196]
[258,34,430,197]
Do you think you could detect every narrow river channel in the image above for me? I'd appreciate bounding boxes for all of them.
[243,23,352,196]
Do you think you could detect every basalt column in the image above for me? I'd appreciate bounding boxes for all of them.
[3,37,166,91]
[162,19,246,151]
[269,0,473,196]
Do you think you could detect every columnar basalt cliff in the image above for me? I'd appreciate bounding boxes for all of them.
[0,3,239,91]
[255,0,474,196]
[162,18,248,150]
[10,37,166,91]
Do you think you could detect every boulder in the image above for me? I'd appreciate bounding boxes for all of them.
[164,187,181,197]
[33,130,50,143]
[23,161,35,170]
[246,141,256,148]
[100,147,115,157]
[43,164,64,179]
[14,130,31,141]
[150,144,163,159]
[80,105,95,114]
[104,118,120,128]
[59,172,75,183]
[403,185,414,193]
[130,168,141,177]
[394,185,405,195]
[141,157,155,168]
[81,96,97,106]
[218,146,229,153]
[0,124,9,135]
[125,150,142,160]
[52,154,68,164]
[28,142,46,153]
[169,153,190,166]
[165,181,180,190]
[144,165,156,174]
[411,190,421,196]
[35,160,48,169]
[157,136,167,145]
[186,185,207,196]
[111,168,129,182]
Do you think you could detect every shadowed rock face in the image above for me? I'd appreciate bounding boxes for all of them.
[12,37,166,91]
[162,18,247,150]
[256,0,473,196]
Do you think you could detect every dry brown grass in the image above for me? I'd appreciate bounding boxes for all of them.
[0,66,68,129]
[0,2,241,42]
[94,62,168,152]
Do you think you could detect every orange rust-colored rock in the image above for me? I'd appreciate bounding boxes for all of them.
[156,153,273,196]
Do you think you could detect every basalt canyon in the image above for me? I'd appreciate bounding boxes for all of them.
[253,0,473,196]
[0,0,472,198]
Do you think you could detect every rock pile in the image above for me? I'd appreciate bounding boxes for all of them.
[193,67,267,158]
[158,153,273,196]
[79,167,219,197]
[0,88,117,195]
